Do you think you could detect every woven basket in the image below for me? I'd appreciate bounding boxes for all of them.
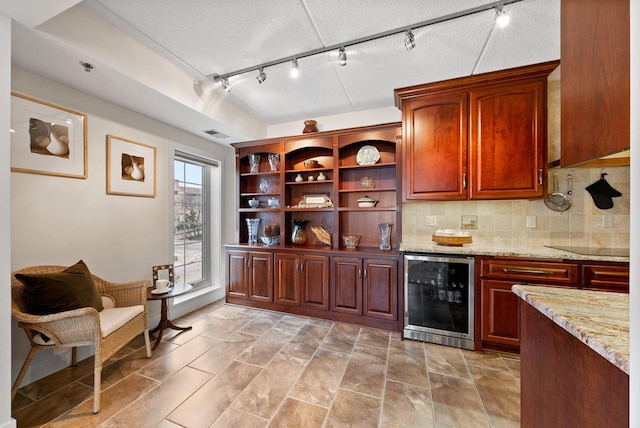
[432,235,473,246]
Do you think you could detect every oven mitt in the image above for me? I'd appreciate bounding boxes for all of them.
[585,175,622,209]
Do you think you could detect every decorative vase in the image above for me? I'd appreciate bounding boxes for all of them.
[317,172,326,181]
[246,218,261,245]
[303,120,318,133]
[295,173,303,182]
[268,153,280,171]
[259,179,269,193]
[291,220,308,245]
[248,153,260,173]
[379,223,392,251]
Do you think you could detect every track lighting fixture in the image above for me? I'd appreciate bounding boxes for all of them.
[256,67,267,84]
[290,59,299,78]
[220,76,230,92]
[495,5,510,28]
[207,0,523,89]
[338,48,347,67]
[404,30,416,51]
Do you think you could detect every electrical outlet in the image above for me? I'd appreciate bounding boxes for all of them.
[603,216,614,228]
[526,216,537,228]
[425,216,437,226]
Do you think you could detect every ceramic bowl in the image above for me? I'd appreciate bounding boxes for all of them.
[357,196,377,208]
[342,235,360,250]
[248,198,259,208]
[304,159,319,169]
[260,236,280,246]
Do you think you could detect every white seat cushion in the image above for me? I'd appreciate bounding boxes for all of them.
[99,305,144,338]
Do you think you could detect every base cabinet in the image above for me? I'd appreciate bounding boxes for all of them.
[227,247,401,330]
[479,256,628,353]
[227,250,273,302]
[332,256,397,321]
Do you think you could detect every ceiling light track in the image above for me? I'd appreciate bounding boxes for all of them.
[209,0,522,87]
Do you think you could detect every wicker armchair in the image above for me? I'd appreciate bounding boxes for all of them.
[11,265,152,413]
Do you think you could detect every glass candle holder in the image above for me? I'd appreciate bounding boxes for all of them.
[268,153,280,172]
[248,154,260,173]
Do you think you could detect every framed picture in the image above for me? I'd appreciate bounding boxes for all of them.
[152,264,174,287]
[10,92,88,179]
[107,135,156,197]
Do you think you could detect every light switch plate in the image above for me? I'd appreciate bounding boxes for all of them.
[425,216,437,226]
[526,216,537,228]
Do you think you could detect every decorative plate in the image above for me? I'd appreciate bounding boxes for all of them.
[356,145,380,165]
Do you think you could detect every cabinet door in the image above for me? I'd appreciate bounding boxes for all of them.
[227,251,249,299]
[469,81,545,199]
[249,251,273,302]
[561,0,629,166]
[274,253,301,306]
[402,92,468,201]
[481,279,520,348]
[363,258,397,320]
[332,257,362,315]
[301,254,330,310]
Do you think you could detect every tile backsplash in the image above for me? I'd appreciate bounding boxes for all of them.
[401,166,630,250]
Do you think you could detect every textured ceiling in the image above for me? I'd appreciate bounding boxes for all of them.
[4,0,560,143]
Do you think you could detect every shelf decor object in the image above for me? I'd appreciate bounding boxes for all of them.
[360,176,376,189]
[342,235,360,250]
[246,218,260,245]
[268,153,280,171]
[356,145,380,165]
[249,154,260,173]
[10,92,88,179]
[379,223,392,250]
[303,119,318,133]
[291,219,308,244]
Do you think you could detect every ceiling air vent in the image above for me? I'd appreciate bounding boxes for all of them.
[202,129,229,138]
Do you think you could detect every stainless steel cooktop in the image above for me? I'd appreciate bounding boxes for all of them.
[545,245,630,257]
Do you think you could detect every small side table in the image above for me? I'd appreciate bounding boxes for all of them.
[146,284,193,350]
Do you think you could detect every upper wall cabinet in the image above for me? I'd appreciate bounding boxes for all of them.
[395,61,559,202]
[560,0,630,167]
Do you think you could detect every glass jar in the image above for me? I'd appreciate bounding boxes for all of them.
[248,154,260,174]
[246,218,260,245]
[379,223,392,251]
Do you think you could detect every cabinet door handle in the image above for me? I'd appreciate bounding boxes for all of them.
[462,173,467,189]
[358,268,362,279]
[363,269,368,281]
[502,268,553,275]
[538,169,543,185]
[299,263,304,273]
[247,259,252,269]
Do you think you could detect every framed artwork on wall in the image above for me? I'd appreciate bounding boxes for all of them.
[10,92,88,179]
[107,135,156,197]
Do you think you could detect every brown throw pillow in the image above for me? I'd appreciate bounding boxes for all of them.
[16,260,104,315]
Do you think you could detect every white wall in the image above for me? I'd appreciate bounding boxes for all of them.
[1,12,17,428]
[9,67,236,387]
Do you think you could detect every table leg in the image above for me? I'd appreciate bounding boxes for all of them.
[150,298,193,350]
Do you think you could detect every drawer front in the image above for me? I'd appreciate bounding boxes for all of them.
[481,259,579,284]
[582,264,629,292]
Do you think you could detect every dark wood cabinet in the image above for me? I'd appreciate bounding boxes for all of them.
[560,0,630,167]
[226,123,404,332]
[274,253,330,308]
[478,256,628,353]
[332,256,362,315]
[227,250,273,302]
[332,256,397,321]
[395,61,557,201]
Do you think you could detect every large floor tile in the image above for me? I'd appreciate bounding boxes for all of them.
[356,327,390,349]
[468,364,520,421]
[430,372,490,427]
[289,349,351,407]
[235,327,296,366]
[340,344,387,398]
[12,382,93,428]
[267,398,327,428]
[188,331,257,375]
[386,339,429,387]
[320,323,360,354]
[424,343,470,379]
[381,380,434,428]
[280,324,331,360]
[325,388,381,428]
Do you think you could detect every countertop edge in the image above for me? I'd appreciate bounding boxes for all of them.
[400,242,629,262]
[512,284,629,374]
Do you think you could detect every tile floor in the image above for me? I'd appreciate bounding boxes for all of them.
[12,301,521,427]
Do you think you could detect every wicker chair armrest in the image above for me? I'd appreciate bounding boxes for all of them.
[17,308,100,345]
[95,278,150,308]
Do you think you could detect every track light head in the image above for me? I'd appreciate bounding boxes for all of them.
[338,48,347,66]
[256,67,267,84]
[495,5,510,28]
[220,77,231,92]
[290,59,299,78]
[404,30,416,51]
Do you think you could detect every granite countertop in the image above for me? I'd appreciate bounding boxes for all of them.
[400,242,629,262]
[512,284,629,374]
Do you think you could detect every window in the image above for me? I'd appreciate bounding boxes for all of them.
[173,153,218,289]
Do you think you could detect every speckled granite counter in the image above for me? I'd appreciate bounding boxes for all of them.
[400,242,629,262]
[512,284,629,374]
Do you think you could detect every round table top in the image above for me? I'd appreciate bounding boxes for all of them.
[146,284,193,300]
